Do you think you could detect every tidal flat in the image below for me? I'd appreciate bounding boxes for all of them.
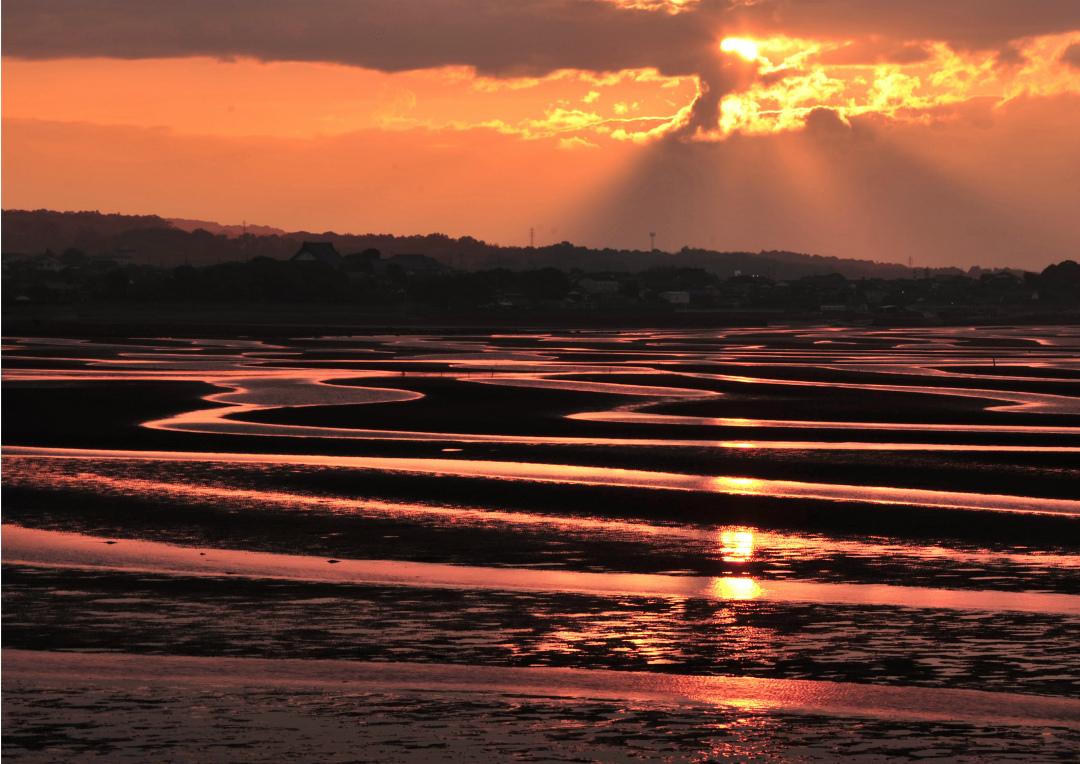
[3,326,1080,761]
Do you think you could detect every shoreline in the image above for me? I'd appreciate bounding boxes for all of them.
[6,304,1080,337]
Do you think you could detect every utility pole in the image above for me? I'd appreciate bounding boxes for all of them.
[529,227,535,249]
[649,231,656,251]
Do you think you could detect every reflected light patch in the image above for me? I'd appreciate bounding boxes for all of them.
[714,476,764,494]
[712,577,763,600]
[720,529,755,563]
[720,38,761,62]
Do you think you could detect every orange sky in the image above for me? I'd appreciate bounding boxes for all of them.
[3,0,1080,267]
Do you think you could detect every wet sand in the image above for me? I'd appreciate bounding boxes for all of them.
[8,525,1079,614]
[5,651,1080,763]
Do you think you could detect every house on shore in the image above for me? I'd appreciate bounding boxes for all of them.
[291,242,451,278]
[291,241,343,267]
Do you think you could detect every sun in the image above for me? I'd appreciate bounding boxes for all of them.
[720,37,761,61]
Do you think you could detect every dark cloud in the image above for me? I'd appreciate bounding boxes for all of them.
[4,1,1078,75]
[994,44,1028,69]
[815,40,933,66]
[674,56,759,137]
[1,1,715,77]
[1063,42,1080,68]
[1,1,734,142]
[803,107,851,136]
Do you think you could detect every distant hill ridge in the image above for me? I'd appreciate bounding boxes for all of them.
[167,218,288,238]
[1,208,945,279]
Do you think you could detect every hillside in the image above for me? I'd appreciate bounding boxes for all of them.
[2,209,931,279]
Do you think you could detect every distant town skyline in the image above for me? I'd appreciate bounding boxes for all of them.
[3,1,1080,268]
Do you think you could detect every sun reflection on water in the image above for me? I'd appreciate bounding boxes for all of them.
[711,577,762,601]
[720,529,755,563]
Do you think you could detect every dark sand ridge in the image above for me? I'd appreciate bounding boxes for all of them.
[9,362,1080,432]
[230,375,1080,447]
[939,365,1080,379]
[247,353,1080,386]
[550,366,1080,395]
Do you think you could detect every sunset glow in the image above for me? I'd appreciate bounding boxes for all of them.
[720,37,761,61]
[3,1,1080,265]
